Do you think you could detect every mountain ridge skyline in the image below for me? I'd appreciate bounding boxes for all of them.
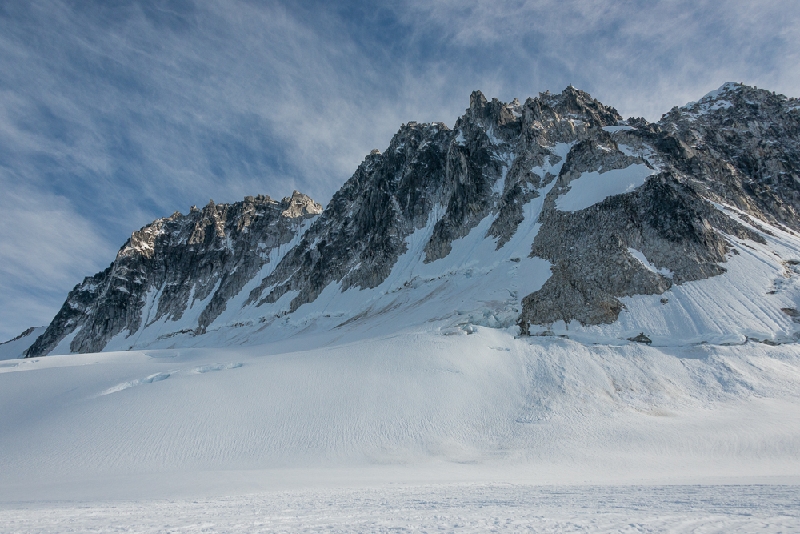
[13,81,800,358]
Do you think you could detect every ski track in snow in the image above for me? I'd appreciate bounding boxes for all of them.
[2,484,799,533]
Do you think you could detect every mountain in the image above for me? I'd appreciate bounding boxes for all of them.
[24,83,800,357]
[0,327,45,360]
[25,192,321,356]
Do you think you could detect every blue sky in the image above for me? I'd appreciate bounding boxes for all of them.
[1,0,798,340]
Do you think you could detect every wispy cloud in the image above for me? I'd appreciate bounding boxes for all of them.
[0,178,115,339]
[395,0,800,118]
[0,0,798,339]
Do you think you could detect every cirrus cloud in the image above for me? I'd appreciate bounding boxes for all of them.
[0,0,798,340]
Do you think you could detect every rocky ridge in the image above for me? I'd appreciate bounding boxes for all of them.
[25,192,321,356]
[24,83,800,356]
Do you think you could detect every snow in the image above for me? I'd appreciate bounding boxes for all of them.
[6,324,800,490]
[681,82,741,118]
[602,125,634,133]
[3,484,798,532]
[0,327,44,360]
[685,82,742,107]
[119,168,559,351]
[627,247,674,279]
[3,185,800,528]
[1,327,800,529]
[617,143,661,170]
[529,141,572,181]
[39,142,584,355]
[555,163,656,212]
[491,151,515,195]
[108,216,319,350]
[5,95,800,533]
[708,99,733,110]
[99,371,172,395]
[486,126,503,146]
[62,138,798,356]
[701,81,741,101]
[48,326,79,355]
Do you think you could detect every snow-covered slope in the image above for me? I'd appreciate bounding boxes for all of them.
[2,326,800,503]
[0,327,44,360]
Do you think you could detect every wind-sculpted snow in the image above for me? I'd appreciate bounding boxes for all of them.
[97,363,243,396]
[99,371,171,396]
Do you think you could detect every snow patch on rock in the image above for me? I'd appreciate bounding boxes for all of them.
[555,163,656,212]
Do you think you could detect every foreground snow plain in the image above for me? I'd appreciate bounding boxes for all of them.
[3,484,799,532]
[2,325,800,531]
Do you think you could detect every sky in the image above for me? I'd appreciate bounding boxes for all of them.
[1,0,799,341]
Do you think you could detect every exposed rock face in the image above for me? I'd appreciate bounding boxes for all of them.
[517,83,795,328]
[516,83,798,328]
[522,171,761,327]
[25,83,800,355]
[248,121,454,310]
[660,83,800,230]
[252,87,627,314]
[25,192,321,356]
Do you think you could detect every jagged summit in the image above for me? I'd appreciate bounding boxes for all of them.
[680,81,744,110]
[23,84,800,356]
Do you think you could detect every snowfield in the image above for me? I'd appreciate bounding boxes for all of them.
[5,202,800,532]
[2,326,800,531]
[7,157,800,531]
[3,484,799,533]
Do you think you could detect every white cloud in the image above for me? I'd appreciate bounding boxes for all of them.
[0,178,115,340]
[396,0,800,119]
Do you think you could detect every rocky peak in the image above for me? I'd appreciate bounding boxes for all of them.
[119,219,167,259]
[466,90,519,128]
[657,82,800,232]
[280,191,323,218]
[663,82,797,126]
[553,85,620,123]
[469,89,488,115]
